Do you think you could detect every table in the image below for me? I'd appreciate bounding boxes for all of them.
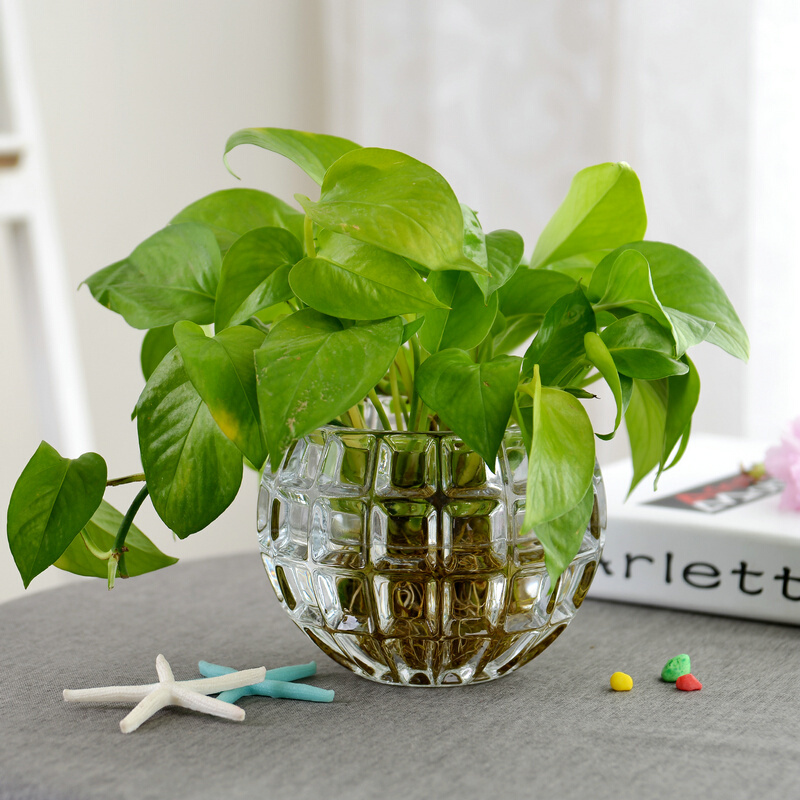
[1,553,799,799]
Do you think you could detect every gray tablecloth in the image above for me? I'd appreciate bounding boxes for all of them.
[1,553,799,800]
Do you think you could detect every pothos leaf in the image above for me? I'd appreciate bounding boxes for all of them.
[224,127,361,185]
[137,348,244,537]
[522,368,596,531]
[297,148,487,274]
[583,331,626,440]
[7,442,107,587]
[171,188,305,253]
[255,310,403,469]
[415,350,521,465]
[174,322,267,468]
[534,483,595,587]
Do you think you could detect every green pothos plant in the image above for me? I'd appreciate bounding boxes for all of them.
[6,127,748,592]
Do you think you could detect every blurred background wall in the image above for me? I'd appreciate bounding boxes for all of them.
[1,0,797,603]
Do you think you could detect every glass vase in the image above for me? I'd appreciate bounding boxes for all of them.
[257,426,606,686]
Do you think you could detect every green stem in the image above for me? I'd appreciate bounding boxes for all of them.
[368,389,392,430]
[346,406,364,429]
[304,215,316,258]
[106,473,146,487]
[112,484,149,584]
[395,347,414,398]
[514,394,532,451]
[413,401,429,433]
[389,363,406,430]
[79,531,112,561]
[248,315,271,334]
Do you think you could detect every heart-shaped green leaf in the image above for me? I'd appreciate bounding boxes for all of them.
[600,314,689,380]
[7,442,107,587]
[224,127,361,185]
[415,350,521,465]
[141,326,177,381]
[54,500,178,578]
[497,268,576,318]
[171,188,304,253]
[137,348,243,536]
[592,242,747,360]
[174,321,267,468]
[624,378,668,494]
[256,310,403,469]
[84,222,221,330]
[214,227,301,330]
[289,232,447,319]
[530,162,647,268]
[297,148,486,274]
[419,271,498,353]
[534,483,595,585]
[522,371,596,530]
[523,286,595,385]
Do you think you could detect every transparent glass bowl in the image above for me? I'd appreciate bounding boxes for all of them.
[257,426,606,686]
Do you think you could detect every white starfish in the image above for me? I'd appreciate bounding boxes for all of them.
[63,654,267,733]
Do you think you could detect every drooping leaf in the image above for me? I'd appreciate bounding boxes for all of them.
[534,483,595,586]
[659,355,700,479]
[624,378,668,495]
[54,500,177,578]
[296,148,486,274]
[171,188,304,253]
[522,286,595,384]
[592,241,747,360]
[522,371,596,531]
[141,326,177,381]
[224,127,361,185]
[174,322,267,468]
[214,227,301,330]
[419,271,498,353]
[530,162,647,268]
[583,331,626,440]
[289,231,447,320]
[137,348,243,537]
[256,310,403,469]
[497,268,576,318]
[600,313,689,380]
[84,222,221,329]
[415,350,521,465]
[7,442,107,587]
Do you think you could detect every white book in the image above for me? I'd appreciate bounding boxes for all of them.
[591,434,800,625]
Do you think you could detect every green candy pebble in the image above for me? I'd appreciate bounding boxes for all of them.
[661,654,691,682]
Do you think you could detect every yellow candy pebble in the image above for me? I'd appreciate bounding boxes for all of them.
[610,671,633,691]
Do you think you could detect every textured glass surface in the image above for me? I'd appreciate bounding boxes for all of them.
[258,427,606,686]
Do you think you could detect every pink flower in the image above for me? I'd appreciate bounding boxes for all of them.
[765,417,800,512]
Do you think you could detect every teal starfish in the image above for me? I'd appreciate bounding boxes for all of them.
[198,660,334,704]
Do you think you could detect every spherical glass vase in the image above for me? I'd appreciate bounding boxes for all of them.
[257,425,606,686]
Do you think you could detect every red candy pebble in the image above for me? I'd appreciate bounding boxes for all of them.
[676,673,702,691]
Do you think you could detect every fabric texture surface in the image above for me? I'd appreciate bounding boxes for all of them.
[1,553,798,800]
